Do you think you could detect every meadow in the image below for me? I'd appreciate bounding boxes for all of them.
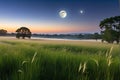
[0,37,120,80]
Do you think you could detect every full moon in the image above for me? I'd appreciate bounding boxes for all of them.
[59,10,67,18]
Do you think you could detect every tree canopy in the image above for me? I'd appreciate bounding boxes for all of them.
[99,16,120,44]
[16,27,31,39]
[0,29,7,36]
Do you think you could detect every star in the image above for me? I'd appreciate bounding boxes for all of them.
[80,10,84,14]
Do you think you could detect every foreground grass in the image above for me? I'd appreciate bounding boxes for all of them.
[0,39,120,80]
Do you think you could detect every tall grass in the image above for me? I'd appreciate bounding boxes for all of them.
[0,40,120,80]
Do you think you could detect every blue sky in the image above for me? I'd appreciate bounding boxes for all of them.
[0,0,119,33]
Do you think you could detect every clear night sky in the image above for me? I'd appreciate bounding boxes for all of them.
[0,0,120,34]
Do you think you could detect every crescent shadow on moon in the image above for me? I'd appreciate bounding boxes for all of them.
[59,10,67,18]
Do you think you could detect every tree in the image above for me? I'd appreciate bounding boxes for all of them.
[16,27,31,39]
[93,32,100,41]
[99,16,120,44]
[0,29,7,36]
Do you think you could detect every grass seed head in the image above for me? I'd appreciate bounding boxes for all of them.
[18,69,23,73]
[22,61,28,66]
[31,52,37,63]
[108,59,112,67]
[82,62,87,73]
[93,59,99,66]
[109,46,113,55]
[78,63,82,72]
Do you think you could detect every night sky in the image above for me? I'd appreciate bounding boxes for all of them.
[0,0,119,34]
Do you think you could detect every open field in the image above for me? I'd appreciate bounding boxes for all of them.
[0,37,120,80]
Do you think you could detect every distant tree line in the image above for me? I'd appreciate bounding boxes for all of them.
[99,16,120,44]
[0,29,7,36]
[0,28,101,40]
[32,33,101,40]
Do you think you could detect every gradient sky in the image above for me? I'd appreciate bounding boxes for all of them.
[0,0,120,34]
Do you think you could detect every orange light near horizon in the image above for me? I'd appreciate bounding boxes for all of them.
[0,22,99,33]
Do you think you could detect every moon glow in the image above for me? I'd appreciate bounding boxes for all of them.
[59,10,67,18]
[80,10,84,14]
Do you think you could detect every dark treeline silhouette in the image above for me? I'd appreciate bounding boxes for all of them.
[0,27,32,39]
[32,33,101,40]
[0,27,101,40]
[1,31,101,40]
[0,29,7,36]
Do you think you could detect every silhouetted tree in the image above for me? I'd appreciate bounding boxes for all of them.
[16,27,31,39]
[99,16,120,44]
[0,29,7,36]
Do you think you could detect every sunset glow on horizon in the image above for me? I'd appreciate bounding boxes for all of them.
[0,22,99,34]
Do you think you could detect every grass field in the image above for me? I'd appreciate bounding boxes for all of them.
[0,37,120,80]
